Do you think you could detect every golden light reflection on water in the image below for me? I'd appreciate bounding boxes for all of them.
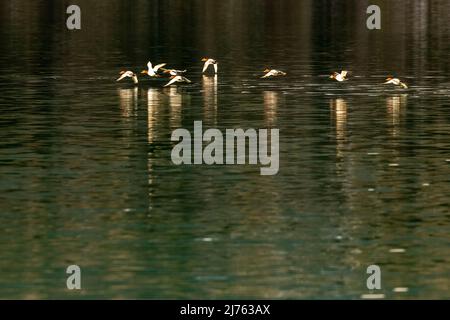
[166,87,183,130]
[117,87,138,118]
[202,75,218,126]
[147,88,160,203]
[147,88,160,145]
[263,91,278,127]
[386,94,407,137]
[330,98,347,159]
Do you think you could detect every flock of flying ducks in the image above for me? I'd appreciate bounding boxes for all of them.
[117,58,217,87]
[330,70,408,88]
[116,58,409,89]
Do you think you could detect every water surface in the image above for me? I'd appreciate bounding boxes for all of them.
[0,0,449,299]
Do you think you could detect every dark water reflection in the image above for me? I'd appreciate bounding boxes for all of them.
[0,0,449,299]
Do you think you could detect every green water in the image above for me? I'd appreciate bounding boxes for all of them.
[0,0,449,299]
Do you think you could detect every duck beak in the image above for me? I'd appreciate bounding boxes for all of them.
[141,70,147,74]
[201,58,208,62]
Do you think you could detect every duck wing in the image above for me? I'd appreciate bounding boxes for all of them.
[181,76,192,83]
[202,61,211,73]
[261,70,274,78]
[164,77,179,87]
[116,72,131,82]
[153,63,167,72]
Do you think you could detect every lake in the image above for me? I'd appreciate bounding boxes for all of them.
[0,0,449,299]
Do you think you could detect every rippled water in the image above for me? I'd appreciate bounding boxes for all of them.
[0,0,449,299]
